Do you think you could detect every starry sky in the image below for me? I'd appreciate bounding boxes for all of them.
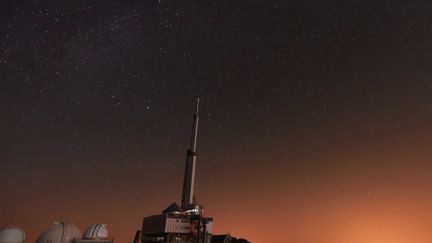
[1,1,432,243]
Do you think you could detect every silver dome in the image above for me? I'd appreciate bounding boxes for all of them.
[0,226,25,243]
[83,224,108,240]
[36,222,81,243]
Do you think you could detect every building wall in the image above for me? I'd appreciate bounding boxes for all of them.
[142,215,166,235]
[142,214,213,243]
[205,221,213,234]
[165,217,191,233]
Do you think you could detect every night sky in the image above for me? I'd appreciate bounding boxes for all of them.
[1,1,432,243]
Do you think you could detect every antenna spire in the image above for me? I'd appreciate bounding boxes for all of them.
[181,98,200,209]
[189,97,200,152]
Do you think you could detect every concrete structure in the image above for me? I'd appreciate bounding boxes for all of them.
[141,98,213,243]
[0,226,25,243]
[141,203,213,243]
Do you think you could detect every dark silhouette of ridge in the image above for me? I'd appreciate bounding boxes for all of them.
[211,234,250,243]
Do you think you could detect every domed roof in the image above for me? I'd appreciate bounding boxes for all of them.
[83,224,108,239]
[36,222,81,243]
[0,226,25,243]
[162,202,182,214]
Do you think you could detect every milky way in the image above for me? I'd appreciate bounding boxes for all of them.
[1,1,432,243]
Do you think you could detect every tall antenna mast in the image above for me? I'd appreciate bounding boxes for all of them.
[181,98,200,209]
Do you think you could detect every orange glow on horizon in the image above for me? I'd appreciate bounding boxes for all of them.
[10,148,432,243]
[4,127,432,243]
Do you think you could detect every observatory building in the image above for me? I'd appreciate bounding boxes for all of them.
[0,226,25,243]
[36,222,113,243]
[36,222,81,243]
[75,224,112,243]
[139,98,213,243]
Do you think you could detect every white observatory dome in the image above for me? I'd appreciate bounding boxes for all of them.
[36,222,81,243]
[0,226,25,243]
[83,224,108,239]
